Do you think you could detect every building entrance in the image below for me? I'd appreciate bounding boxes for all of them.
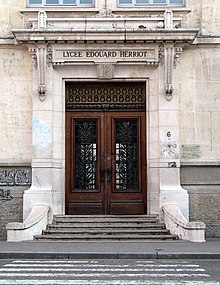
[65,82,147,215]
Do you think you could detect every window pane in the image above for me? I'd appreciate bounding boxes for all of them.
[136,0,148,4]
[46,0,59,4]
[63,0,76,4]
[153,0,166,4]
[80,0,93,4]
[170,0,183,3]
[119,0,133,4]
[29,0,42,4]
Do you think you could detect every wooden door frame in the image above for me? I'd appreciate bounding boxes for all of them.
[65,81,147,215]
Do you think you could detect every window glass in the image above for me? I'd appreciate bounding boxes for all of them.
[170,0,183,3]
[46,0,59,4]
[29,0,42,4]
[28,0,94,6]
[119,0,132,4]
[136,0,148,4]
[80,0,93,4]
[153,0,166,3]
[118,0,183,5]
[63,0,76,4]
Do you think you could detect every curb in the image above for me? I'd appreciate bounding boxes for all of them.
[0,252,220,260]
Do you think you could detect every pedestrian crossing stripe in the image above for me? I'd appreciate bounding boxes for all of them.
[0,260,218,285]
[0,280,219,285]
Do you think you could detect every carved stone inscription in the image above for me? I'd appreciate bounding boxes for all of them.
[54,48,158,64]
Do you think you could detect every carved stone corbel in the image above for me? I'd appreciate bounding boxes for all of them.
[164,44,174,101]
[36,45,47,102]
[160,44,183,101]
[28,45,53,101]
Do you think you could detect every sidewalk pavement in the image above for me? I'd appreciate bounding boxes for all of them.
[0,240,220,260]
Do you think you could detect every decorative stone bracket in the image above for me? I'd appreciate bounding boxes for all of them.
[28,45,52,102]
[159,44,183,101]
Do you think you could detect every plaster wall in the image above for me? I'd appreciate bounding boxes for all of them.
[179,47,220,161]
[0,47,32,161]
[0,0,26,34]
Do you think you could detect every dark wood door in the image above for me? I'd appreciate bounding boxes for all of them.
[66,111,147,215]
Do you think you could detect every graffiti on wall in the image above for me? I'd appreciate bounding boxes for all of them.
[0,170,31,186]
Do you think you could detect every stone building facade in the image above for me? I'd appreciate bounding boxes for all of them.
[0,0,220,240]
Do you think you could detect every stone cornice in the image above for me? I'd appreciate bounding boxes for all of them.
[12,29,198,44]
[20,7,191,14]
[194,36,220,45]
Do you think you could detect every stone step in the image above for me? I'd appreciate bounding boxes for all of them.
[53,216,159,224]
[55,215,158,219]
[42,228,171,235]
[47,223,166,229]
[34,234,178,241]
[34,215,177,242]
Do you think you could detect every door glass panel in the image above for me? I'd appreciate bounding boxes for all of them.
[115,120,138,190]
[74,121,97,190]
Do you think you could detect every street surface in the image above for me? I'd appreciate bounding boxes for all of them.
[0,259,219,285]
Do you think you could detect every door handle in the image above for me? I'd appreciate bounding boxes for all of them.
[100,168,105,182]
[107,168,112,182]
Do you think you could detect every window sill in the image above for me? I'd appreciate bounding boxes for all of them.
[113,7,191,13]
[20,7,99,13]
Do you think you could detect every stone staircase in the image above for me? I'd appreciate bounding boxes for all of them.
[34,215,178,241]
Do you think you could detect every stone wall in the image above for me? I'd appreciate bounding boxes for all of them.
[0,164,31,239]
[179,0,220,239]
[0,47,32,161]
[181,165,220,239]
[178,46,220,161]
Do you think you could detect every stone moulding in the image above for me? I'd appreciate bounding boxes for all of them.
[162,204,206,242]
[6,204,49,242]
[12,29,199,43]
[12,27,198,103]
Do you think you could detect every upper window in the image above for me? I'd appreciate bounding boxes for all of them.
[118,0,184,6]
[28,0,94,6]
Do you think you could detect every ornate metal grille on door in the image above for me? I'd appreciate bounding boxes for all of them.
[74,121,97,190]
[66,82,146,111]
[115,120,138,190]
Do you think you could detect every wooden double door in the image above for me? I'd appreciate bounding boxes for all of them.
[66,111,147,215]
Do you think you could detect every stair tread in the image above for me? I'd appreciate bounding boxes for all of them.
[48,224,165,229]
[55,215,158,218]
[43,229,170,234]
[35,215,177,242]
[54,215,158,223]
[35,234,177,240]
[54,219,159,224]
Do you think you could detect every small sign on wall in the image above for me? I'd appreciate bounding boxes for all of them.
[181,144,200,159]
